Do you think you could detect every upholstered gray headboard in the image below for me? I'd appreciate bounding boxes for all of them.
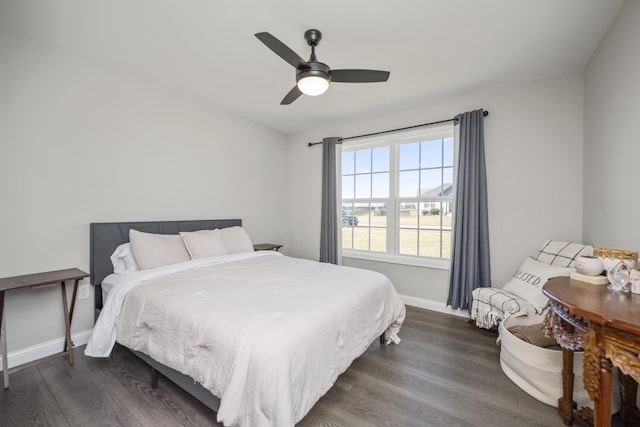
[90,219,242,313]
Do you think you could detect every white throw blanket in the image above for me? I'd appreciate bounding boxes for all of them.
[86,252,406,427]
[470,287,532,330]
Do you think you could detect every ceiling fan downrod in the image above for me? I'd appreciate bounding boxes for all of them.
[304,29,322,62]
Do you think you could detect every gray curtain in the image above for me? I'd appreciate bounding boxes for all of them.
[319,137,340,264]
[447,109,491,311]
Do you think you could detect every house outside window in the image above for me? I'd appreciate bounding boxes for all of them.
[341,125,454,269]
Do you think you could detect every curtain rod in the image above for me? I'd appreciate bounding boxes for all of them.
[307,110,489,147]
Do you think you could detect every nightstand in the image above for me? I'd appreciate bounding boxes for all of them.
[253,243,283,252]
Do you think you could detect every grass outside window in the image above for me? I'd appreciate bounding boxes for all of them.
[342,213,452,259]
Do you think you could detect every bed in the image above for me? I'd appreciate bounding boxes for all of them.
[85,219,406,427]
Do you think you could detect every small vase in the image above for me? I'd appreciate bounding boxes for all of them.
[574,256,604,276]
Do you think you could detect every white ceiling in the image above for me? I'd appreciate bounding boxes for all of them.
[0,0,625,134]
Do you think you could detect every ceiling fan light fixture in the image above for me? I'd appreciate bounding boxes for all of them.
[297,74,330,96]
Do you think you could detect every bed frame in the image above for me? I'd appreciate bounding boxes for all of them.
[89,219,242,413]
[90,218,387,418]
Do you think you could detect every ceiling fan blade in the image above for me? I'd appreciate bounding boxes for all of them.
[331,69,390,83]
[280,86,303,105]
[255,32,307,69]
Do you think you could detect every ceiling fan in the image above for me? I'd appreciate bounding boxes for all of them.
[255,29,390,105]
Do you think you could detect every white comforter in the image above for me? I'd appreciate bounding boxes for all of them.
[85,252,406,427]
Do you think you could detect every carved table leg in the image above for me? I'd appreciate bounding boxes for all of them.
[559,347,576,425]
[593,356,613,427]
[620,374,640,426]
[582,325,612,427]
[543,306,591,426]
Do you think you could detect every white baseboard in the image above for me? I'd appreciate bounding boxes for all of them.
[1,329,93,371]
[400,294,470,318]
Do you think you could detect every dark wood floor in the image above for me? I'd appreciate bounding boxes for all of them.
[0,306,620,426]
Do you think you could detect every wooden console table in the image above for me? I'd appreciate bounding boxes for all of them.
[0,268,88,389]
[542,276,640,427]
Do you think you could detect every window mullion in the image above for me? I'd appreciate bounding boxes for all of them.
[389,143,398,255]
[369,149,373,251]
[417,142,422,256]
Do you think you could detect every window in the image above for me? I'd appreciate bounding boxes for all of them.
[341,125,454,268]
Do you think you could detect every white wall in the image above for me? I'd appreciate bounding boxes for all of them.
[584,0,640,250]
[0,29,288,353]
[4,1,621,353]
[287,74,585,305]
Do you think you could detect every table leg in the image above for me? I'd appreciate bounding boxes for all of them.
[63,279,80,353]
[594,357,613,427]
[60,281,74,366]
[0,291,8,389]
[558,347,576,425]
[68,279,79,326]
[620,374,640,426]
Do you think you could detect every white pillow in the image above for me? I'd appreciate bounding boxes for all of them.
[129,229,191,270]
[220,226,254,253]
[110,243,139,274]
[535,240,593,267]
[502,257,574,314]
[180,229,228,260]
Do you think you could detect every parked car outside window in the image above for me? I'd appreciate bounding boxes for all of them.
[342,210,359,226]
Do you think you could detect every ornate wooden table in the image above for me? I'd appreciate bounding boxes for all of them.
[543,276,640,427]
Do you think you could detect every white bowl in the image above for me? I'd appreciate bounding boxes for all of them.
[574,256,604,276]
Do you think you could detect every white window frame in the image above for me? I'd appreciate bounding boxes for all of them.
[341,124,455,269]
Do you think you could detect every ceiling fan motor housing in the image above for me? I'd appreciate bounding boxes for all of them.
[296,62,331,84]
[304,29,322,46]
